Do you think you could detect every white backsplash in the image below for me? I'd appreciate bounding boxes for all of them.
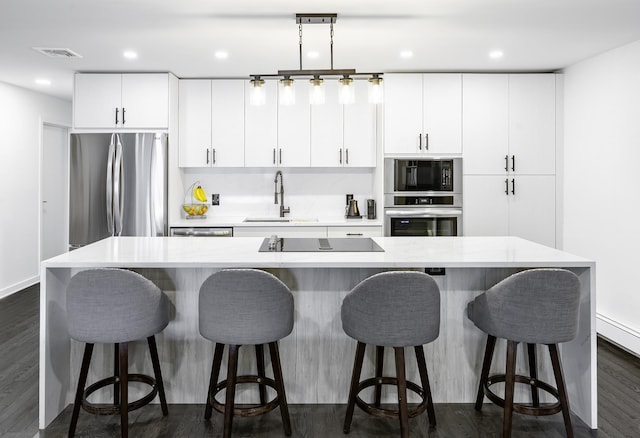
[180,167,378,218]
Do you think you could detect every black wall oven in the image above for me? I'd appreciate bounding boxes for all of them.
[384,158,462,237]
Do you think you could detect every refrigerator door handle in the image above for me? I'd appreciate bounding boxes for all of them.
[106,133,115,235]
[113,133,124,236]
[150,133,165,236]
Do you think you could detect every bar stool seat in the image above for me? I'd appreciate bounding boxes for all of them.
[467,268,581,438]
[199,269,294,438]
[341,271,441,438]
[66,268,170,438]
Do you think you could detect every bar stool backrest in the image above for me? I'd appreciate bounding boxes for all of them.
[67,268,169,344]
[341,271,441,347]
[198,269,294,345]
[467,268,580,344]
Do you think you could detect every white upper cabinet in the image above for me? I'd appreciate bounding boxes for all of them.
[179,79,244,167]
[508,74,556,175]
[462,74,510,174]
[74,73,170,129]
[244,80,278,167]
[384,73,462,155]
[311,80,376,167]
[277,80,311,166]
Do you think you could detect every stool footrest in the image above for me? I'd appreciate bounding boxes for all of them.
[210,374,281,417]
[354,376,428,420]
[484,373,562,416]
[82,374,158,415]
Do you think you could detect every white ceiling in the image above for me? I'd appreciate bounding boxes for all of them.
[2,0,640,100]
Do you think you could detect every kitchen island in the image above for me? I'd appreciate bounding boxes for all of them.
[40,236,596,430]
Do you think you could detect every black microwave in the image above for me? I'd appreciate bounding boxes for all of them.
[384,158,462,193]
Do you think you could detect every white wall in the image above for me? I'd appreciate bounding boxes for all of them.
[0,81,71,298]
[563,39,640,354]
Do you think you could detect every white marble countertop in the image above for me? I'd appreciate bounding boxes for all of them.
[169,216,382,228]
[42,236,593,269]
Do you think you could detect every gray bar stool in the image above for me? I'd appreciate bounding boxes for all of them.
[341,271,441,438]
[199,269,294,438]
[467,268,581,438]
[66,268,170,438]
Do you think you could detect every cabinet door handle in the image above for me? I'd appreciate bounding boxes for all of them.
[418,133,422,150]
[505,155,509,172]
[115,108,119,125]
[273,148,276,165]
[505,178,509,195]
[122,107,126,125]
[212,148,216,164]
[425,133,429,150]
[346,233,363,236]
[206,149,210,164]
[511,178,515,195]
[511,155,515,172]
[339,148,342,164]
[346,148,349,165]
[279,148,282,164]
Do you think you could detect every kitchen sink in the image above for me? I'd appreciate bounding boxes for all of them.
[243,217,319,223]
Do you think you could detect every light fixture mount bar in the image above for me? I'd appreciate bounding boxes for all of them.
[296,13,337,24]
[277,68,356,77]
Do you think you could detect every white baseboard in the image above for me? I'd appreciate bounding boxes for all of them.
[597,313,640,358]
[0,275,39,300]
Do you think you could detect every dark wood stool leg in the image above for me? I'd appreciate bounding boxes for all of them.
[527,343,540,407]
[119,342,129,438]
[503,340,518,438]
[475,335,497,410]
[269,341,292,436]
[549,344,575,438]
[344,341,366,434]
[415,345,436,426]
[223,344,239,438]
[205,343,224,420]
[374,345,384,407]
[69,343,94,438]
[256,344,267,406]
[114,343,120,405]
[147,336,168,416]
[394,347,409,438]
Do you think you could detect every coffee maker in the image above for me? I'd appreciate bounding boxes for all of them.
[345,194,361,219]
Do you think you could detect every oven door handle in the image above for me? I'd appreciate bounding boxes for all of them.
[385,208,463,217]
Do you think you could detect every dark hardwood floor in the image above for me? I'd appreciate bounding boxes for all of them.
[1,284,639,437]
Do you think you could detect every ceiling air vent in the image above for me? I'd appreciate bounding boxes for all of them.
[32,47,83,59]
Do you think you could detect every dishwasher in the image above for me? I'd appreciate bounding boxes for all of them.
[169,227,233,237]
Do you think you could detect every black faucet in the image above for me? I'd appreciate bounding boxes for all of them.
[274,170,290,218]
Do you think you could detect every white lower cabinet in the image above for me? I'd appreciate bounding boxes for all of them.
[327,226,382,238]
[233,226,327,238]
[463,175,555,247]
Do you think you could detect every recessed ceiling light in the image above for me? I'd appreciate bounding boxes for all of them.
[123,50,138,60]
[215,50,228,60]
[35,78,51,86]
[489,50,504,59]
[307,51,319,59]
[400,50,413,59]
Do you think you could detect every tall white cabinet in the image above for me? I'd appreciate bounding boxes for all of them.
[462,74,557,247]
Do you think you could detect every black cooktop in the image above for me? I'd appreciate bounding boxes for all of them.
[258,237,384,253]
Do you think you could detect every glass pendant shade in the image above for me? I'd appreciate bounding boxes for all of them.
[338,77,355,105]
[309,77,325,105]
[368,75,384,104]
[279,77,295,105]
[249,78,266,106]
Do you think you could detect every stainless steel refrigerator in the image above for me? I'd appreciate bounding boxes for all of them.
[69,132,167,249]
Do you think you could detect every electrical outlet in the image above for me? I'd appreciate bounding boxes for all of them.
[211,194,220,206]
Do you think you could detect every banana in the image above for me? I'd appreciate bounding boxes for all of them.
[193,185,207,202]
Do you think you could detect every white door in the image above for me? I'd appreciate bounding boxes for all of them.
[121,74,169,128]
[383,73,423,154]
[73,73,121,128]
[212,80,245,166]
[423,74,462,154]
[509,175,556,247]
[344,80,376,167]
[278,80,310,166]
[509,74,556,175]
[462,175,509,237]
[462,74,509,175]
[245,80,278,167]
[310,81,343,167]
[41,124,69,261]
[179,80,212,167]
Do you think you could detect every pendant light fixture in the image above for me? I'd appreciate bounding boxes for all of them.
[249,13,382,106]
